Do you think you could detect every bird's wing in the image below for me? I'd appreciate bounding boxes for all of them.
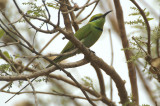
[60,24,92,53]
[74,23,92,40]
[60,41,74,53]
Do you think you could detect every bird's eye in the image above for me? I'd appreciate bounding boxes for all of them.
[90,16,101,22]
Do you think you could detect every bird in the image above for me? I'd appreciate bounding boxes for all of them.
[47,10,112,67]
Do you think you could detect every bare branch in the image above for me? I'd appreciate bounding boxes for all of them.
[130,0,151,56]
[113,0,138,105]
[135,65,158,106]
[27,78,38,106]
[109,29,113,100]
[0,82,13,91]
[2,90,102,101]
[0,41,20,47]
[157,16,160,57]
[78,0,100,23]
[91,63,106,97]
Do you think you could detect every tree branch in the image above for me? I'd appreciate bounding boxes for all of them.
[113,0,138,105]
[130,0,151,56]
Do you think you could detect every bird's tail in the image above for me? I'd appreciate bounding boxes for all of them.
[53,55,65,63]
[46,56,63,68]
[46,52,77,68]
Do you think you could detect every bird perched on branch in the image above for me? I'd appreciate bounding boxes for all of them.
[48,10,112,67]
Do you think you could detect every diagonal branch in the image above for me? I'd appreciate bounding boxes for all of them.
[113,0,138,105]
[91,63,116,105]
[130,0,151,56]
[91,63,106,97]
[26,78,38,106]
[135,65,158,106]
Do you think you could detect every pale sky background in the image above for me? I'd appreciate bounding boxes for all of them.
[0,0,159,106]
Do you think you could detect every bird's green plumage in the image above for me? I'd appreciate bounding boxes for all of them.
[47,11,111,66]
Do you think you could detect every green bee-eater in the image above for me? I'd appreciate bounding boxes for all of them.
[48,11,112,66]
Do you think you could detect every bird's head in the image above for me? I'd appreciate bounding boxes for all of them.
[89,10,112,22]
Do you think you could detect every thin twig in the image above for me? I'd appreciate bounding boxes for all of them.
[0,41,20,47]
[0,82,13,91]
[57,8,60,26]
[62,0,97,14]
[15,48,78,59]
[132,36,152,64]
[42,0,51,22]
[109,29,113,100]
[76,0,90,18]
[12,0,57,34]
[91,63,106,97]
[132,37,150,57]
[27,78,38,106]
[8,15,23,25]
[77,0,98,10]
[140,0,159,19]
[135,65,157,106]
[5,78,35,103]
[2,90,102,101]
[131,0,151,56]
[78,0,100,23]
[157,16,160,57]
[156,36,159,57]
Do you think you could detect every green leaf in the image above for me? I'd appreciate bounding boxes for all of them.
[147,18,154,21]
[3,51,11,59]
[0,64,11,72]
[0,29,5,39]
[47,3,59,9]
[27,10,33,14]
[142,104,150,106]
[14,54,20,59]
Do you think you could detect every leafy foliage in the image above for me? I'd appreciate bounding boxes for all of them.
[0,64,11,75]
[142,104,150,106]
[0,29,5,39]
[81,76,97,92]
[124,6,157,62]
[23,2,47,18]
[125,7,153,26]
[22,1,59,18]
[3,51,11,59]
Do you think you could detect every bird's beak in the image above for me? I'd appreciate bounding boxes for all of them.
[103,10,112,17]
